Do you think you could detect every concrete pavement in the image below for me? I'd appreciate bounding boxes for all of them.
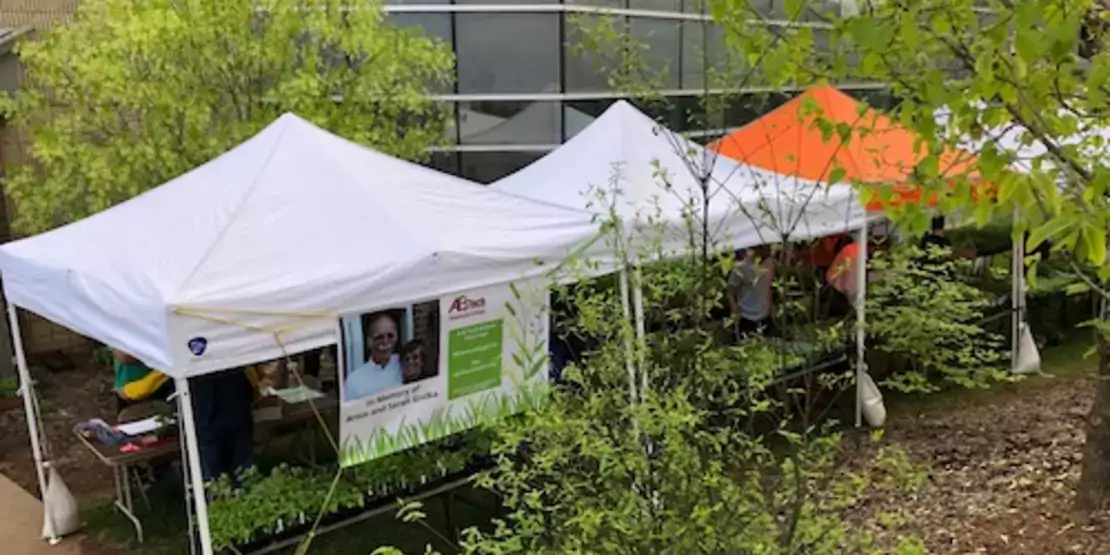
[0,473,84,555]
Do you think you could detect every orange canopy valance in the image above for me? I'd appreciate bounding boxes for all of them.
[708,86,980,212]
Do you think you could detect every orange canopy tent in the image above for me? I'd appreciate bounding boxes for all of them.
[708,86,980,212]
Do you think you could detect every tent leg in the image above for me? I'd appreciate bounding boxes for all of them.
[175,377,214,555]
[618,269,637,405]
[631,264,647,399]
[6,304,50,539]
[1011,216,1025,371]
[854,220,868,428]
[176,393,198,555]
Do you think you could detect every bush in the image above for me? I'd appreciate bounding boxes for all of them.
[867,245,1011,393]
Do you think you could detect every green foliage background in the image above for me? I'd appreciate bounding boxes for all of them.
[1,0,453,233]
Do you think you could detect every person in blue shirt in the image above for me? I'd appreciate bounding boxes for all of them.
[345,313,403,401]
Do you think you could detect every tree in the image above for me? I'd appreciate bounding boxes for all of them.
[1,0,453,234]
[705,0,1110,509]
[372,8,933,552]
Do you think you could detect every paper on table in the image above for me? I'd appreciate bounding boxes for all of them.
[273,386,325,404]
[115,416,169,437]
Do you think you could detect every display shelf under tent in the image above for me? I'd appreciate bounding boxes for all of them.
[709,86,1032,378]
[490,100,877,426]
[0,114,607,555]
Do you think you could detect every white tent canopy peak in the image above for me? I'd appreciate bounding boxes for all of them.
[0,113,601,374]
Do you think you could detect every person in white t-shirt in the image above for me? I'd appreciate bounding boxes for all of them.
[345,314,403,401]
[728,246,775,337]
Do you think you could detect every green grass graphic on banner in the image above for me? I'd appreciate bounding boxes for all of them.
[448,319,503,400]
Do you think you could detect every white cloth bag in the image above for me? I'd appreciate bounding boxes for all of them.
[1014,323,1041,375]
[42,464,80,540]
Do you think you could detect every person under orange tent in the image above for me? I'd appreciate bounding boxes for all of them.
[827,241,860,297]
[708,85,982,212]
[824,237,864,318]
[794,234,845,269]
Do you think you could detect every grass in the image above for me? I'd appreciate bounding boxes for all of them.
[884,328,1098,415]
[82,475,190,555]
[0,376,17,396]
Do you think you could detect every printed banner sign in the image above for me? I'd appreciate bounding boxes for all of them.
[338,281,549,467]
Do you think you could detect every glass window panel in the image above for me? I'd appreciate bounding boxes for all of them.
[564,103,605,140]
[388,13,452,44]
[456,0,556,4]
[688,0,774,15]
[456,14,559,94]
[424,152,460,176]
[681,93,791,134]
[384,0,448,4]
[460,151,548,184]
[630,18,681,90]
[800,1,846,21]
[630,0,681,12]
[844,88,894,111]
[566,0,624,7]
[565,100,616,140]
[565,15,623,93]
[387,13,454,94]
[681,21,730,90]
[458,101,562,146]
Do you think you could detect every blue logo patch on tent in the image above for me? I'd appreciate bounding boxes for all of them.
[188,337,208,356]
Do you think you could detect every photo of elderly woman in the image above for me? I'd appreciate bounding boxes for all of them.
[401,339,425,384]
[341,300,441,402]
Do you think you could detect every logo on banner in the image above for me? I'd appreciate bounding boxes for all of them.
[187,337,208,356]
[448,295,486,320]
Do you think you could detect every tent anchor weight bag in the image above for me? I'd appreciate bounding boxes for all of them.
[859,371,887,428]
[1013,323,1041,375]
[42,462,80,541]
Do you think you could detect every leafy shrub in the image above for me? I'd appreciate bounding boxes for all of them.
[867,245,1012,393]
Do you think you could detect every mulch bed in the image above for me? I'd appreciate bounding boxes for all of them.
[851,378,1110,554]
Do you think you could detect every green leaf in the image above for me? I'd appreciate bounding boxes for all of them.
[1084,224,1107,266]
[1027,217,1074,253]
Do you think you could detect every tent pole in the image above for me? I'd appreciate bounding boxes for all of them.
[7,304,50,535]
[175,391,198,555]
[175,376,214,555]
[1011,210,1025,371]
[631,264,647,399]
[854,219,868,429]
[618,268,638,405]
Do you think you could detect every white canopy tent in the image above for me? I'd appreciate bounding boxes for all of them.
[492,100,879,426]
[1,114,605,377]
[492,101,872,252]
[0,113,606,554]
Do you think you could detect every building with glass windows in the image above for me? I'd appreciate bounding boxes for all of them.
[382,0,890,183]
